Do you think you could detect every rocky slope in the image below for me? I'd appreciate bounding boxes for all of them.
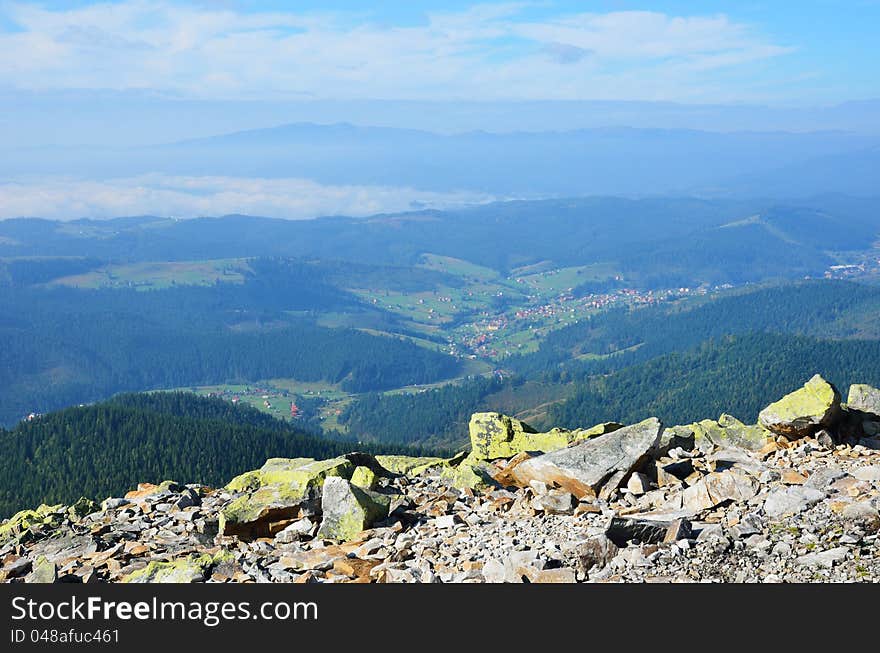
[2,374,880,583]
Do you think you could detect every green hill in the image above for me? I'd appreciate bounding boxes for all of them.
[0,392,439,517]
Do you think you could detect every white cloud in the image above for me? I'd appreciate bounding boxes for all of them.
[0,174,496,220]
[0,2,795,102]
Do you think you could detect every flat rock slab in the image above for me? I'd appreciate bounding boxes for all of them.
[764,486,825,519]
[510,418,663,498]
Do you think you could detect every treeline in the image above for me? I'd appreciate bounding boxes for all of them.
[0,392,439,517]
[339,376,505,448]
[547,333,880,429]
[0,282,461,425]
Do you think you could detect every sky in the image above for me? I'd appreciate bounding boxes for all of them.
[1,1,877,220]
[1,0,877,105]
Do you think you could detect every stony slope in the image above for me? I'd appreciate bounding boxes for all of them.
[2,375,879,583]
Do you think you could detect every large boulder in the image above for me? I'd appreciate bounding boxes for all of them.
[758,374,842,439]
[690,414,773,452]
[846,384,880,417]
[509,418,663,498]
[316,477,393,542]
[468,412,621,461]
[220,457,355,539]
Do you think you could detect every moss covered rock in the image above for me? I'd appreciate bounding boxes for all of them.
[220,457,354,539]
[439,454,498,491]
[374,455,447,475]
[0,504,64,546]
[690,414,773,452]
[316,477,392,542]
[758,374,842,439]
[350,466,378,489]
[123,551,233,583]
[468,412,621,461]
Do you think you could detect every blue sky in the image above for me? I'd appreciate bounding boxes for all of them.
[1,1,877,104]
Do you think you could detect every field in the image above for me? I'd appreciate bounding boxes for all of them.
[49,259,250,289]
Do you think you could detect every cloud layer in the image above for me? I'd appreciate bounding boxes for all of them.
[0,2,794,101]
[0,175,496,220]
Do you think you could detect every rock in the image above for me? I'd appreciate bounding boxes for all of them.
[795,547,848,569]
[510,418,663,498]
[530,490,576,515]
[847,384,880,417]
[220,457,355,539]
[803,467,847,490]
[576,534,620,574]
[626,472,651,495]
[816,429,835,450]
[438,455,497,491]
[433,515,459,529]
[350,466,378,489]
[101,498,129,511]
[67,497,99,519]
[274,518,315,543]
[781,470,808,485]
[173,488,200,510]
[680,469,760,515]
[26,556,56,584]
[316,477,392,542]
[468,412,621,461]
[0,504,64,545]
[758,374,842,439]
[123,552,233,583]
[605,516,691,546]
[691,414,772,452]
[655,459,694,486]
[374,455,448,475]
[492,452,533,487]
[528,567,577,583]
[1,557,32,580]
[841,502,880,534]
[763,486,825,519]
[729,512,763,539]
[481,558,509,583]
[852,465,880,482]
[663,519,694,543]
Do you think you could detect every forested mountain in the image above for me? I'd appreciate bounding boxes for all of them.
[0,392,439,517]
[547,333,880,429]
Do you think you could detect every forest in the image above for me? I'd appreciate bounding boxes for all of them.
[0,392,439,517]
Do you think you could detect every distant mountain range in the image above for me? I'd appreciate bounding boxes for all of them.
[3,122,879,199]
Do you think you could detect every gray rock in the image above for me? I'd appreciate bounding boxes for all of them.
[25,556,56,584]
[316,477,392,542]
[530,490,576,515]
[274,518,315,544]
[852,465,880,482]
[763,486,825,519]
[847,384,880,417]
[575,535,620,574]
[795,547,848,569]
[510,418,663,498]
[841,502,880,534]
[804,467,847,490]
